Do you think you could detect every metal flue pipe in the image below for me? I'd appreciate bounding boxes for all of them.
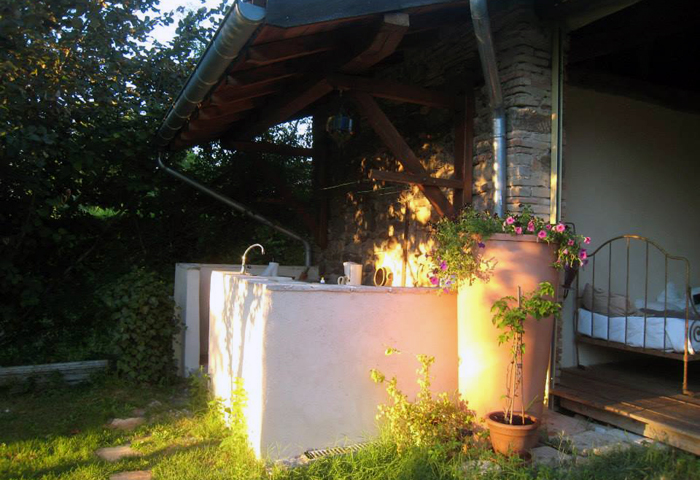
[157,154,312,268]
[470,0,506,217]
[156,1,265,147]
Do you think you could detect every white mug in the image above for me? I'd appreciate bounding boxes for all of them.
[337,276,349,285]
[341,262,362,286]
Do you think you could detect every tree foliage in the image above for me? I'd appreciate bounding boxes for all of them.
[0,0,313,366]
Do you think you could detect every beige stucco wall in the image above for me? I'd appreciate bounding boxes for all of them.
[560,86,700,367]
[208,272,458,459]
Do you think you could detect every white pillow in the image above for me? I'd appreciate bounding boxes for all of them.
[634,299,685,311]
[656,282,683,303]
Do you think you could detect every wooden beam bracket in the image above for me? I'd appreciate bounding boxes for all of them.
[369,169,463,189]
[351,91,455,218]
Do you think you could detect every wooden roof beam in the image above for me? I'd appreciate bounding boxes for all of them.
[340,13,409,74]
[210,80,287,104]
[222,78,334,144]
[328,74,458,109]
[196,98,264,121]
[240,27,372,68]
[352,91,455,218]
[223,140,313,157]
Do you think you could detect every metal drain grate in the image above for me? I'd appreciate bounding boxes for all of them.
[304,442,369,459]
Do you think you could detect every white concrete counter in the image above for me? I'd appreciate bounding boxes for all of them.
[209,272,457,459]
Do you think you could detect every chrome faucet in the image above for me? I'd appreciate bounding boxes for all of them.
[240,243,264,274]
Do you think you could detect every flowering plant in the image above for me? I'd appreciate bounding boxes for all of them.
[428,206,590,291]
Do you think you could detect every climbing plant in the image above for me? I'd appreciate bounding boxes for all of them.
[100,268,180,384]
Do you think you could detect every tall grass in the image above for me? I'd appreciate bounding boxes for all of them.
[1,375,698,480]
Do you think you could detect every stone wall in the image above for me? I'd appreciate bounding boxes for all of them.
[318,0,554,280]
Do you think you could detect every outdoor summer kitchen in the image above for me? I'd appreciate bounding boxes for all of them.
[6,0,700,478]
[154,0,700,462]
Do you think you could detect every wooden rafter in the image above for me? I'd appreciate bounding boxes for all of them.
[223,140,313,157]
[196,98,263,121]
[351,91,455,218]
[369,169,462,189]
[210,80,287,104]
[328,74,458,109]
[340,13,410,74]
[240,26,373,69]
[222,78,333,144]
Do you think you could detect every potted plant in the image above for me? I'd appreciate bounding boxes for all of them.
[486,282,561,456]
[428,207,589,419]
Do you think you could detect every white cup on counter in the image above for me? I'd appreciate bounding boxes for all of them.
[340,261,363,285]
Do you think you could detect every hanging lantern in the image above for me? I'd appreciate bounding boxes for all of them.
[326,95,356,146]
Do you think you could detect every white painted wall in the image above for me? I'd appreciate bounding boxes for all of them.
[173,265,200,376]
[561,86,700,367]
[209,272,458,459]
[173,263,319,374]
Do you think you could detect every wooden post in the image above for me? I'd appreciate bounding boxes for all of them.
[453,89,474,211]
[312,114,329,249]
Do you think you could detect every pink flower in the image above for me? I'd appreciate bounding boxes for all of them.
[443,288,450,293]
[584,237,591,244]
[440,260,448,271]
[568,239,574,246]
[527,221,535,232]
[537,230,547,239]
[506,216,515,225]
[430,276,439,286]
[556,223,566,233]
[546,224,552,230]
[515,226,523,235]
[579,249,588,260]
[562,249,569,255]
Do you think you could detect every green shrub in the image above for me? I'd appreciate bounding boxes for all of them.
[370,349,475,456]
[100,267,180,384]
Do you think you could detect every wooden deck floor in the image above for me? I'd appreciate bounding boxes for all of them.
[551,362,700,455]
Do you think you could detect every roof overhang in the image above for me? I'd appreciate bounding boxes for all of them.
[156,0,468,151]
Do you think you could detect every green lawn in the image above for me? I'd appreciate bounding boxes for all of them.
[1,376,698,480]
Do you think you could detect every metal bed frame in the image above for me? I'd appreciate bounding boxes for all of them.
[574,235,699,396]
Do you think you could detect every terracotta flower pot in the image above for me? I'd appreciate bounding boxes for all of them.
[486,410,541,456]
[457,234,558,420]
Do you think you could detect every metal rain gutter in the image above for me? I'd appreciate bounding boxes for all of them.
[157,154,312,268]
[155,0,266,147]
[470,0,506,217]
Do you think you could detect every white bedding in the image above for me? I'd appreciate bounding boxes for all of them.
[577,307,699,354]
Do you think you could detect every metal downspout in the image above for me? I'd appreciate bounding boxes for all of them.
[470,0,506,217]
[156,1,266,146]
[157,154,312,268]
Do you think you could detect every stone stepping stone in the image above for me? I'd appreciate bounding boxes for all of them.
[568,430,631,456]
[109,471,152,480]
[95,445,140,462]
[542,411,591,439]
[108,417,145,431]
[531,445,573,467]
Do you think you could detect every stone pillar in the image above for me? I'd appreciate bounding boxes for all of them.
[473,0,553,217]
